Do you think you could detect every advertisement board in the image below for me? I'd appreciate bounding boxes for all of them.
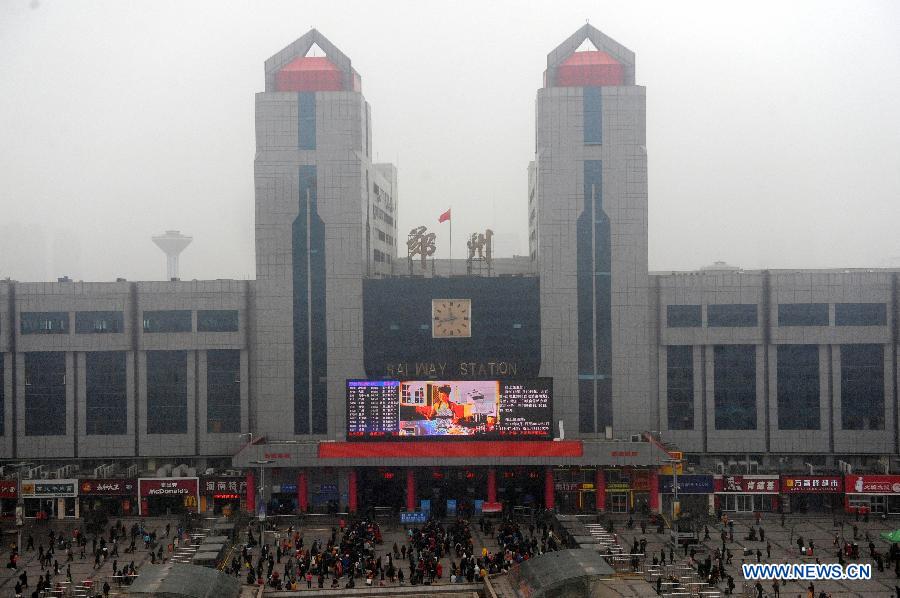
[346,378,552,440]
[0,480,17,499]
[715,475,780,494]
[845,475,900,495]
[780,476,843,494]
[659,475,714,495]
[21,480,77,498]
[79,479,135,496]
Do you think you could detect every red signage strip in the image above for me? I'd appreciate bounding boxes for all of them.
[318,441,583,459]
[714,475,780,494]
[0,481,17,499]
[79,479,136,496]
[846,475,900,495]
[138,478,199,497]
[780,476,842,494]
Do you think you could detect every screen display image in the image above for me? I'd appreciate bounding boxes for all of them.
[346,378,552,440]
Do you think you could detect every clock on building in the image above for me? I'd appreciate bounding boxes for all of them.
[432,299,471,338]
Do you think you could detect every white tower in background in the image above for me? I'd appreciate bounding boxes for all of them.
[152,230,192,280]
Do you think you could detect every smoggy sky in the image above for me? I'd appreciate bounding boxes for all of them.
[1,0,898,282]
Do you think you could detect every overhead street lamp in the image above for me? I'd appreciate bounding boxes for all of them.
[250,459,274,547]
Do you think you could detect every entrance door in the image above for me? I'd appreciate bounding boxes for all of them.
[609,493,628,513]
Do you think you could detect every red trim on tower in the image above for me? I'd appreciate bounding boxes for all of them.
[275,56,343,92]
[318,441,583,459]
[555,50,624,87]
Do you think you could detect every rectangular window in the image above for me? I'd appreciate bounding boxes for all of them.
[583,86,602,144]
[667,305,702,328]
[21,312,69,334]
[835,303,887,326]
[707,304,758,327]
[298,92,316,150]
[24,352,66,436]
[776,345,820,430]
[85,352,127,435]
[146,350,187,434]
[207,349,241,433]
[841,344,884,430]
[197,310,238,332]
[0,354,4,436]
[667,345,694,430]
[713,345,757,430]
[75,311,124,334]
[142,310,192,333]
[777,303,828,327]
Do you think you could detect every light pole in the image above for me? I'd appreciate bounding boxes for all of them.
[250,459,273,548]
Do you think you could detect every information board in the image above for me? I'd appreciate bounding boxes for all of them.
[346,378,552,440]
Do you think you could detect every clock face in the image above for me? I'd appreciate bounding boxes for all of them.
[432,299,471,338]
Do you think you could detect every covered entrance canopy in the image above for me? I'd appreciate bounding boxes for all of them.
[125,563,239,598]
[507,548,615,598]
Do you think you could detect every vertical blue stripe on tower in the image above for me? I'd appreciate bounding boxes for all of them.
[583,87,602,144]
[298,93,316,150]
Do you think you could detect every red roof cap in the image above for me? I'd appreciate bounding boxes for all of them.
[561,50,620,66]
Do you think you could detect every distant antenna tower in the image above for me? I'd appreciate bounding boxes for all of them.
[152,230,192,280]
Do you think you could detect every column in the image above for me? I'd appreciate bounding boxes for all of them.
[487,468,497,504]
[297,470,308,513]
[406,468,416,512]
[544,467,555,510]
[649,470,660,513]
[348,469,358,514]
[245,471,256,515]
[596,469,606,512]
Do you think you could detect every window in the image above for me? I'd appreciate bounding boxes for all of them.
[85,352,127,435]
[207,350,241,433]
[713,345,756,430]
[298,92,316,150]
[777,303,828,327]
[776,345,819,430]
[142,310,191,333]
[667,346,694,430]
[75,311,124,334]
[840,344,884,430]
[583,86,602,144]
[667,305,702,328]
[835,303,887,326]
[197,310,238,332]
[707,304,758,327]
[146,351,187,434]
[0,354,4,436]
[24,352,66,436]
[21,312,69,334]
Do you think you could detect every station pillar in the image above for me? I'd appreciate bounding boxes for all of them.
[596,469,606,512]
[649,470,660,513]
[245,471,256,514]
[406,469,416,512]
[348,469,358,514]
[487,468,497,504]
[297,470,308,513]
[544,467,555,510]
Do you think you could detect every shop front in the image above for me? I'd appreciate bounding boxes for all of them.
[659,475,714,519]
[602,468,655,514]
[0,480,17,517]
[780,475,842,514]
[138,478,199,516]
[714,475,780,513]
[270,484,297,514]
[78,479,136,516]
[555,478,596,514]
[200,477,247,515]
[844,475,900,515]
[21,479,78,520]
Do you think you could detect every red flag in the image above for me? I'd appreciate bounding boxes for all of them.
[438,208,451,223]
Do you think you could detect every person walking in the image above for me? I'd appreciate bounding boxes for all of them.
[766,541,772,559]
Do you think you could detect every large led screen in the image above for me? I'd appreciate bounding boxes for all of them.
[346,379,552,440]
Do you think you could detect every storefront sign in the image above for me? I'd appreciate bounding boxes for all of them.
[200,478,247,496]
[659,475,714,494]
[0,480,17,499]
[21,480,77,498]
[606,482,631,492]
[138,478,199,497]
[781,476,842,494]
[845,475,900,495]
[79,479,135,496]
[631,471,651,492]
[555,482,595,492]
[716,476,779,494]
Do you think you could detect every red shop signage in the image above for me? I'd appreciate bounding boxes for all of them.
[715,475,780,494]
[79,479,136,496]
[846,475,900,495]
[138,478,199,497]
[0,480,17,499]
[781,476,842,494]
[200,477,248,496]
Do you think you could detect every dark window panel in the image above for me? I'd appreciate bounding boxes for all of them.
[583,86,602,144]
[207,349,241,433]
[840,344,884,430]
[707,304,758,328]
[0,354,4,436]
[713,345,756,430]
[197,310,239,333]
[24,352,66,436]
[75,311,124,334]
[667,305,702,328]
[667,345,694,430]
[142,310,192,333]
[777,303,828,327]
[834,303,887,327]
[298,92,316,150]
[85,351,127,435]
[21,312,69,335]
[776,345,820,430]
[146,350,187,434]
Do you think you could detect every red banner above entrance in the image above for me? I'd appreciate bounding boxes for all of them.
[318,440,583,459]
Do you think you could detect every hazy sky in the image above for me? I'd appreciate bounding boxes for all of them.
[1,0,898,282]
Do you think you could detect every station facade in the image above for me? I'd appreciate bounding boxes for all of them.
[1,26,899,516]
